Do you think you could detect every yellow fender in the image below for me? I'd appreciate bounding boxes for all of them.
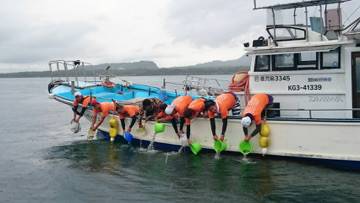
[260,122,270,137]
[259,136,269,148]
[109,116,119,141]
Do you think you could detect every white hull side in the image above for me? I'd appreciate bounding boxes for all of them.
[83,110,360,162]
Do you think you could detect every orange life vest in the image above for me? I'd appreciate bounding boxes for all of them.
[185,98,206,125]
[208,93,236,119]
[73,96,91,108]
[93,102,116,117]
[242,94,270,125]
[172,95,193,117]
[119,105,140,119]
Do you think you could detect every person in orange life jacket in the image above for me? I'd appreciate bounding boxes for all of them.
[164,95,193,138]
[114,102,140,134]
[182,98,207,143]
[90,100,115,131]
[72,91,92,123]
[241,94,273,141]
[205,93,237,141]
[155,104,173,122]
[138,98,164,126]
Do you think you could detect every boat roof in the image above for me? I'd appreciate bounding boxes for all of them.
[254,0,350,10]
[245,40,354,55]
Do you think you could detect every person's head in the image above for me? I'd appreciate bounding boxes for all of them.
[90,99,100,110]
[183,108,194,119]
[142,99,153,111]
[165,104,175,115]
[159,103,168,111]
[74,91,83,102]
[241,116,252,128]
[204,100,216,113]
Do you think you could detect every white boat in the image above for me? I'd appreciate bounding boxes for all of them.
[48,0,360,170]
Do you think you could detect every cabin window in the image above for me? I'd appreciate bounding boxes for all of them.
[296,52,318,69]
[254,55,270,72]
[273,54,295,71]
[321,48,340,69]
[267,27,306,41]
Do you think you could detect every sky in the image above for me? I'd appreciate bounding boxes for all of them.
[0,0,359,72]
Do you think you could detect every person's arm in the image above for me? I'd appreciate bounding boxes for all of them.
[221,118,228,136]
[210,118,216,137]
[138,110,144,127]
[72,105,79,120]
[120,118,126,131]
[250,124,262,137]
[93,116,106,130]
[179,117,185,133]
[75,107,87,122]
[91,112,97,129]
[242,127,248,135]
[186,124,191,139]
[128,116,137,132]
[170,118,180,137]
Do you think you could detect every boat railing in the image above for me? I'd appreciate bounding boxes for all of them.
[262,107,360,120]
[48,60,102,87]
[162,75,229,96]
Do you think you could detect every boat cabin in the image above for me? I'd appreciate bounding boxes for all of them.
[245,0,360,119]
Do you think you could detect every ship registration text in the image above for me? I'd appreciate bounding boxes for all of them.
[288,84,322,91]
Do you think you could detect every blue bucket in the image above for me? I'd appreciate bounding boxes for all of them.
[124,132,133,143]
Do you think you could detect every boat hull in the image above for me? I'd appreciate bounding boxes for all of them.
[80,108,360,170]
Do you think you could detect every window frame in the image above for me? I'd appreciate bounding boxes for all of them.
[254,55,271,72]
[266,26,307,42]
[272,53,296,71]
[320,48,341,69]
[295,52,319,70]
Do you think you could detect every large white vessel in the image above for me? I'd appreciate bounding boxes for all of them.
[48,0,360,170]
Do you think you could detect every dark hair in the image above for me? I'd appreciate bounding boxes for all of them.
[204,100,216,110]
[183,108,193,118]
[142,99,152,107]
[159,103,168,111]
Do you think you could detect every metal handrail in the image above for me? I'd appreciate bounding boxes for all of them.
[263,107,360,119]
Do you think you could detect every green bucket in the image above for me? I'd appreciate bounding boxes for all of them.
[154,122,165,134]
[190,143,202,155]
[214,140,227,153]
[239,140,253,155]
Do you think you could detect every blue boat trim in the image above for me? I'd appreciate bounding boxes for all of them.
[96,129,360,171]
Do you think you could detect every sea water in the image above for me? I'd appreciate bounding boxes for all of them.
[1,77,360,202]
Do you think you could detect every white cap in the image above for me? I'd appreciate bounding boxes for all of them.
[241,116,252,127]
[165,105,175,115]
[74,91,82,97]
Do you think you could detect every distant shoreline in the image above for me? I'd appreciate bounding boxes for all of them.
[0,67,248,78]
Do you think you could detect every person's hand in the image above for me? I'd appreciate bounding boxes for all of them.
[219,135,225,141]
[90,126,96,131]
[176,132,181,139]
[179,130,184,134]
[127,127,132,132]
[244,135,251,141]
[138,123,144,129]
[213,135,219,140]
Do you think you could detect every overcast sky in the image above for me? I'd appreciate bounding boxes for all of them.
[0,0,359,72]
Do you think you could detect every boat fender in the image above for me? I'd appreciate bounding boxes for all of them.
[109,116,119,141]
[260,123,270,137]
[259,122,270,155]
[259,136,269,148]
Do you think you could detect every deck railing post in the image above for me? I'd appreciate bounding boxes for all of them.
[309,110,312,119]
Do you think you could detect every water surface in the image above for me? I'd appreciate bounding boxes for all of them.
[0,77,359,203]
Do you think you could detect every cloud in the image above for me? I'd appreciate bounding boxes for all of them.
[0,0,359,72]
[165,0,265,47]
